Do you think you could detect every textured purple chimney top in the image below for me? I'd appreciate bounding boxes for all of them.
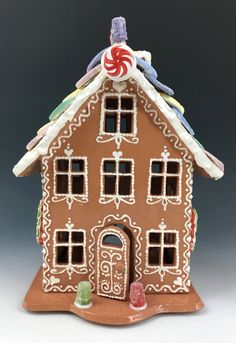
[110,17,128,44]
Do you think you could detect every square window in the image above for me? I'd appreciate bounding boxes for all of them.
[72,231,84,243]
[152,161,163,173]
[72,246,83,264]
[166,177,178,196]
[149,232,161,244]
[119,161,131,173]
[120,113,132,133]
[104,175,116,194]
[57,159,68,172]
[57,231,69,243]
[119,176,131,195]
[105,113,117,133]
[151,176,163,195]
[72,175,84,194]
[164,233,176,244]
[105,97,118,109]
[163,247,176,265]
[148,247,160,265]
[57,174,68,194]
[104,161,116,173]
[167,162,179,174]
[57,246,68,264]
[121,97,133,110]
[72,159,84,172]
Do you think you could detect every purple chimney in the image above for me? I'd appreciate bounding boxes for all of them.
[110,17,128,44]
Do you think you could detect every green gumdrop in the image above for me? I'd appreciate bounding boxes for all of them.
[75,281,91,306]
[49,96,76,121]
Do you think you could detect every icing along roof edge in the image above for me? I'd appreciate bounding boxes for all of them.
[13,69,223,179]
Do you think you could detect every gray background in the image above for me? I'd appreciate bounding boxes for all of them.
[0,0,235,342]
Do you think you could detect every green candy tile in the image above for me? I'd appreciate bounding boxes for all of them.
[49,96,77,121]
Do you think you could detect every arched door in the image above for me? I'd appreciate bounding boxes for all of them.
[97,225,130,300]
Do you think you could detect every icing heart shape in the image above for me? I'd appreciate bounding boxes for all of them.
[112,151,123,159]
[112,81,127,92]
[64,148,73,156]
[50,276,60,285]
[173,276,183,286]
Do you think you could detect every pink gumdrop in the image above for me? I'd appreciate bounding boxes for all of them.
[129,281,146,309]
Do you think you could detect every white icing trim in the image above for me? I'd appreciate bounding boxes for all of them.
[13,68,223,179]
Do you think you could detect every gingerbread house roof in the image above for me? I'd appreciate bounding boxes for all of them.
[13,19,224,179]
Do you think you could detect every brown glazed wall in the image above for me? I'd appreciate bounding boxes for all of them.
[41,78,194,294]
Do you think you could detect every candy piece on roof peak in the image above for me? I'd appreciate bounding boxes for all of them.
[172,107,195,136]
[49,95,76,121]
[76,64,101,89]
[160,93,185,115]
[110,17,128,44]
[101,43,136,82]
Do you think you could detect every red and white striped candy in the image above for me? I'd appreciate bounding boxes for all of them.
[101,43,136,81]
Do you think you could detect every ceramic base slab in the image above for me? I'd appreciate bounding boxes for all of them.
[23,267,204,326]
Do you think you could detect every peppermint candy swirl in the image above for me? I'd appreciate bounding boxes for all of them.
[102,44,136,81]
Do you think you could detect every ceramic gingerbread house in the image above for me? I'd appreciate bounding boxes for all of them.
[13,17,224,325]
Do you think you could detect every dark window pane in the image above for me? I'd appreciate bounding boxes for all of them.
[119,161,131,173]
[167,162,179,174]
[163,248,176,265]
[72,159,84,172]
[152,161,163,173]
[151,176,163,195]
[102,234,122,247]
[149,232,161,244]
[72,246,83,264]
[166,177,178,196]
[72,231,84,243]
[57,159,68,172]
[104,175,116,194]
[120,113,132,133]
[57,175,68,194]
[57,246,68,264]
[105,97,118,109]
[105,113,117,133]
[57,231,69,243]
[104,161,116,173]
[148,247,160,265]
[164,233,176,244]
[119,176,131,195]
[72,175,84,194]
[121,97,133,110]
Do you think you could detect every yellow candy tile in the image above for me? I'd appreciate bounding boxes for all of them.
[160,92,185,114]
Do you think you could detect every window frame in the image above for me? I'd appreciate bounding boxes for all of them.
[147,156,183,210]
[53,228,86,268]
[97,93,139,149]
[54,156,88,197]
[100,157,135,199]
[146,229,179,269]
